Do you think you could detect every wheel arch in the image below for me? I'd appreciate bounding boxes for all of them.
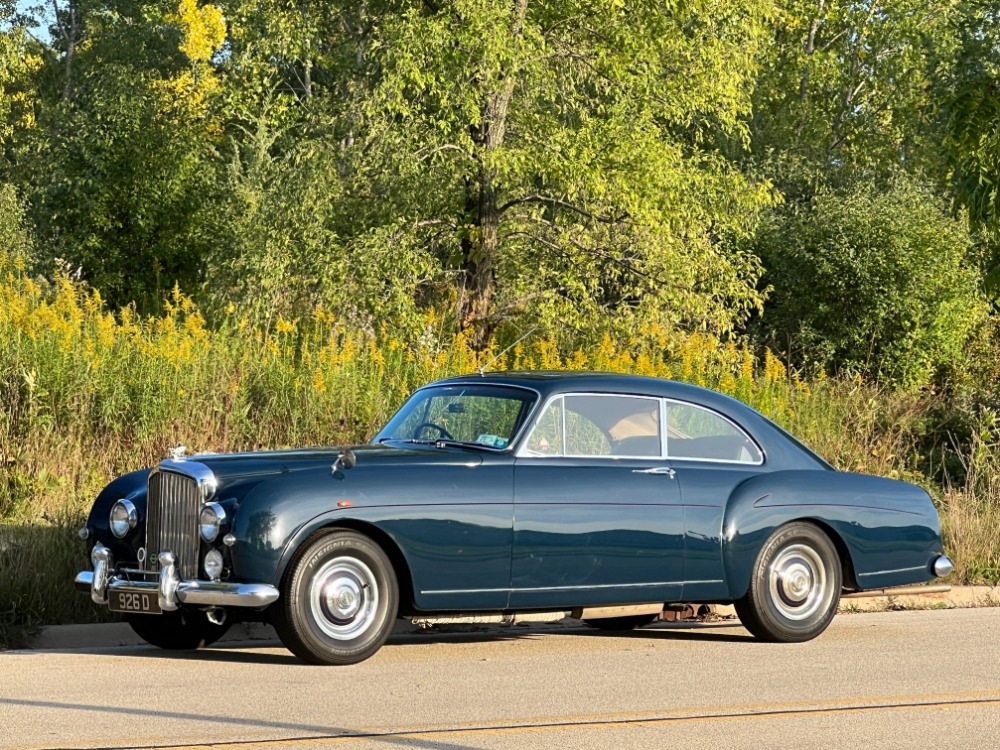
[722,470,891,599]
[282,519,418,617]
[804,518,860,591]
[724,515,859,599]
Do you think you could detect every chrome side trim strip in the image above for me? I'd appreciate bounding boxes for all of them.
[681,579,725,585]
[421,580,699,596]
[857,565,929,578]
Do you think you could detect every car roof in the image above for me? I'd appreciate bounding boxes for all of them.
[431,370,743,408]
[426,371,833,470]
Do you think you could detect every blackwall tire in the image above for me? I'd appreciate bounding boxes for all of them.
[125,609,231,650]
[273,529,398,665]
[735,522,842,643]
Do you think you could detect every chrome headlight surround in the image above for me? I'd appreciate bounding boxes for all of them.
[199,502,226,542]
[109,499,138,539]
[199,476,219,502]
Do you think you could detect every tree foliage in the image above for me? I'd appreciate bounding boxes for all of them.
[346,1,779,342]
[1,0,1000,384]
[9,1,225,308]
[756,177,988,387]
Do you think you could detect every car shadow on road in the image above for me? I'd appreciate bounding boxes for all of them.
[0,696,485,750]
[387,620,756,646]
[538,619,757,644]
[581,623,757,643]
[90,621,754,665]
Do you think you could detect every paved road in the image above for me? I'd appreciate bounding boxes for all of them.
[2,608,999,750]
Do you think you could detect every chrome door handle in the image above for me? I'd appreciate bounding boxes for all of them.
[632,467,676,478]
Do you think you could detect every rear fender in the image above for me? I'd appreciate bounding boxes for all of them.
[722,471,943,599]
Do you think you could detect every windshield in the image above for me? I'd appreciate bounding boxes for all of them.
[375,384,538,450]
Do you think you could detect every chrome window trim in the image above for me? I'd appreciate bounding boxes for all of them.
[516,391,766,465]
[379,381,543,452]
[516,392,664,460]
[663,398,766,466]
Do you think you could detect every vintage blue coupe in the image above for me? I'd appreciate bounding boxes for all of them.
[75,372,952,664]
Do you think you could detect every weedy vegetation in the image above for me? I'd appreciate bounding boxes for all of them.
[1,252,998,646]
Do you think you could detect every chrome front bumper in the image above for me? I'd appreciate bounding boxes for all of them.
[75,543,279,611]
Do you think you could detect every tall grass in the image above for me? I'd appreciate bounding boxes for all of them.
[1,250,997,644]
[939,420,1000,582]
[2,251,891,520]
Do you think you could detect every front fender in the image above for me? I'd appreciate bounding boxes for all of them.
[722,471,943,598]
[229,468,348,585]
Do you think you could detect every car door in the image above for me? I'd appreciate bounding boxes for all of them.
[509,394,685,609]
[663,399,767,601]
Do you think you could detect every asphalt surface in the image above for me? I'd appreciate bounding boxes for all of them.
[2,608,999,750]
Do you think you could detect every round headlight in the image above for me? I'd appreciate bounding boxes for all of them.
[109,499,137,539]
[199,502,226,542]
[203,548,224,580]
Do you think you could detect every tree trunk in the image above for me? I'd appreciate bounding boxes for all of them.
[56,2,79,103]
[459,0,528,349]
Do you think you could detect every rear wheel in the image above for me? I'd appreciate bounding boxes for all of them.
[583,614,658,631]
[125,609,231,650]
[273,529,398,665]
[735,522,842,643]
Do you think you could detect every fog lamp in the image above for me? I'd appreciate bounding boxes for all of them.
[203,548,224,580]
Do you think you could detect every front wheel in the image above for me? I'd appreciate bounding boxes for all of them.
[125,609,231,650]
[734,522,842,643]
[273,529,399,665]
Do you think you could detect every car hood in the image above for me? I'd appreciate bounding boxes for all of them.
[189,443,484,485]
[87,444,487,541]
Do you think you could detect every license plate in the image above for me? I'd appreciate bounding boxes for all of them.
[109,589,161,615]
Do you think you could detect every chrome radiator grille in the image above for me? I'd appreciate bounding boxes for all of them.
[145,470,200,580]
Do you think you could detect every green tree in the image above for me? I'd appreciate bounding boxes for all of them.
[749,0,962,191]
[362,0,779,344]
[942,2,1000,293]
[218,0,777,345]
[0,183,32,259]
[13,1,226,310]
[199,102,439,329]
[755,177,988,387]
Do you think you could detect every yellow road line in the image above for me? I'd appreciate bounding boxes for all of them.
[16,689,1000,750]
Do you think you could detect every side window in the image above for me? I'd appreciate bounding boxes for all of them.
[666,403,762,463]
[524,397,564,455]
[565,395,660,457]
[565,407,612,455]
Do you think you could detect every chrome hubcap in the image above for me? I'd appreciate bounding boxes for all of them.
[309,557,379,640]
[768,544,830,621]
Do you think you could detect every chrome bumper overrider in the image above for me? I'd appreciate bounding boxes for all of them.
[932,554,954,578]
[76,543,279,611]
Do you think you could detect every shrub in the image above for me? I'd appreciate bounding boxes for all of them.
[755,177,988,388]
